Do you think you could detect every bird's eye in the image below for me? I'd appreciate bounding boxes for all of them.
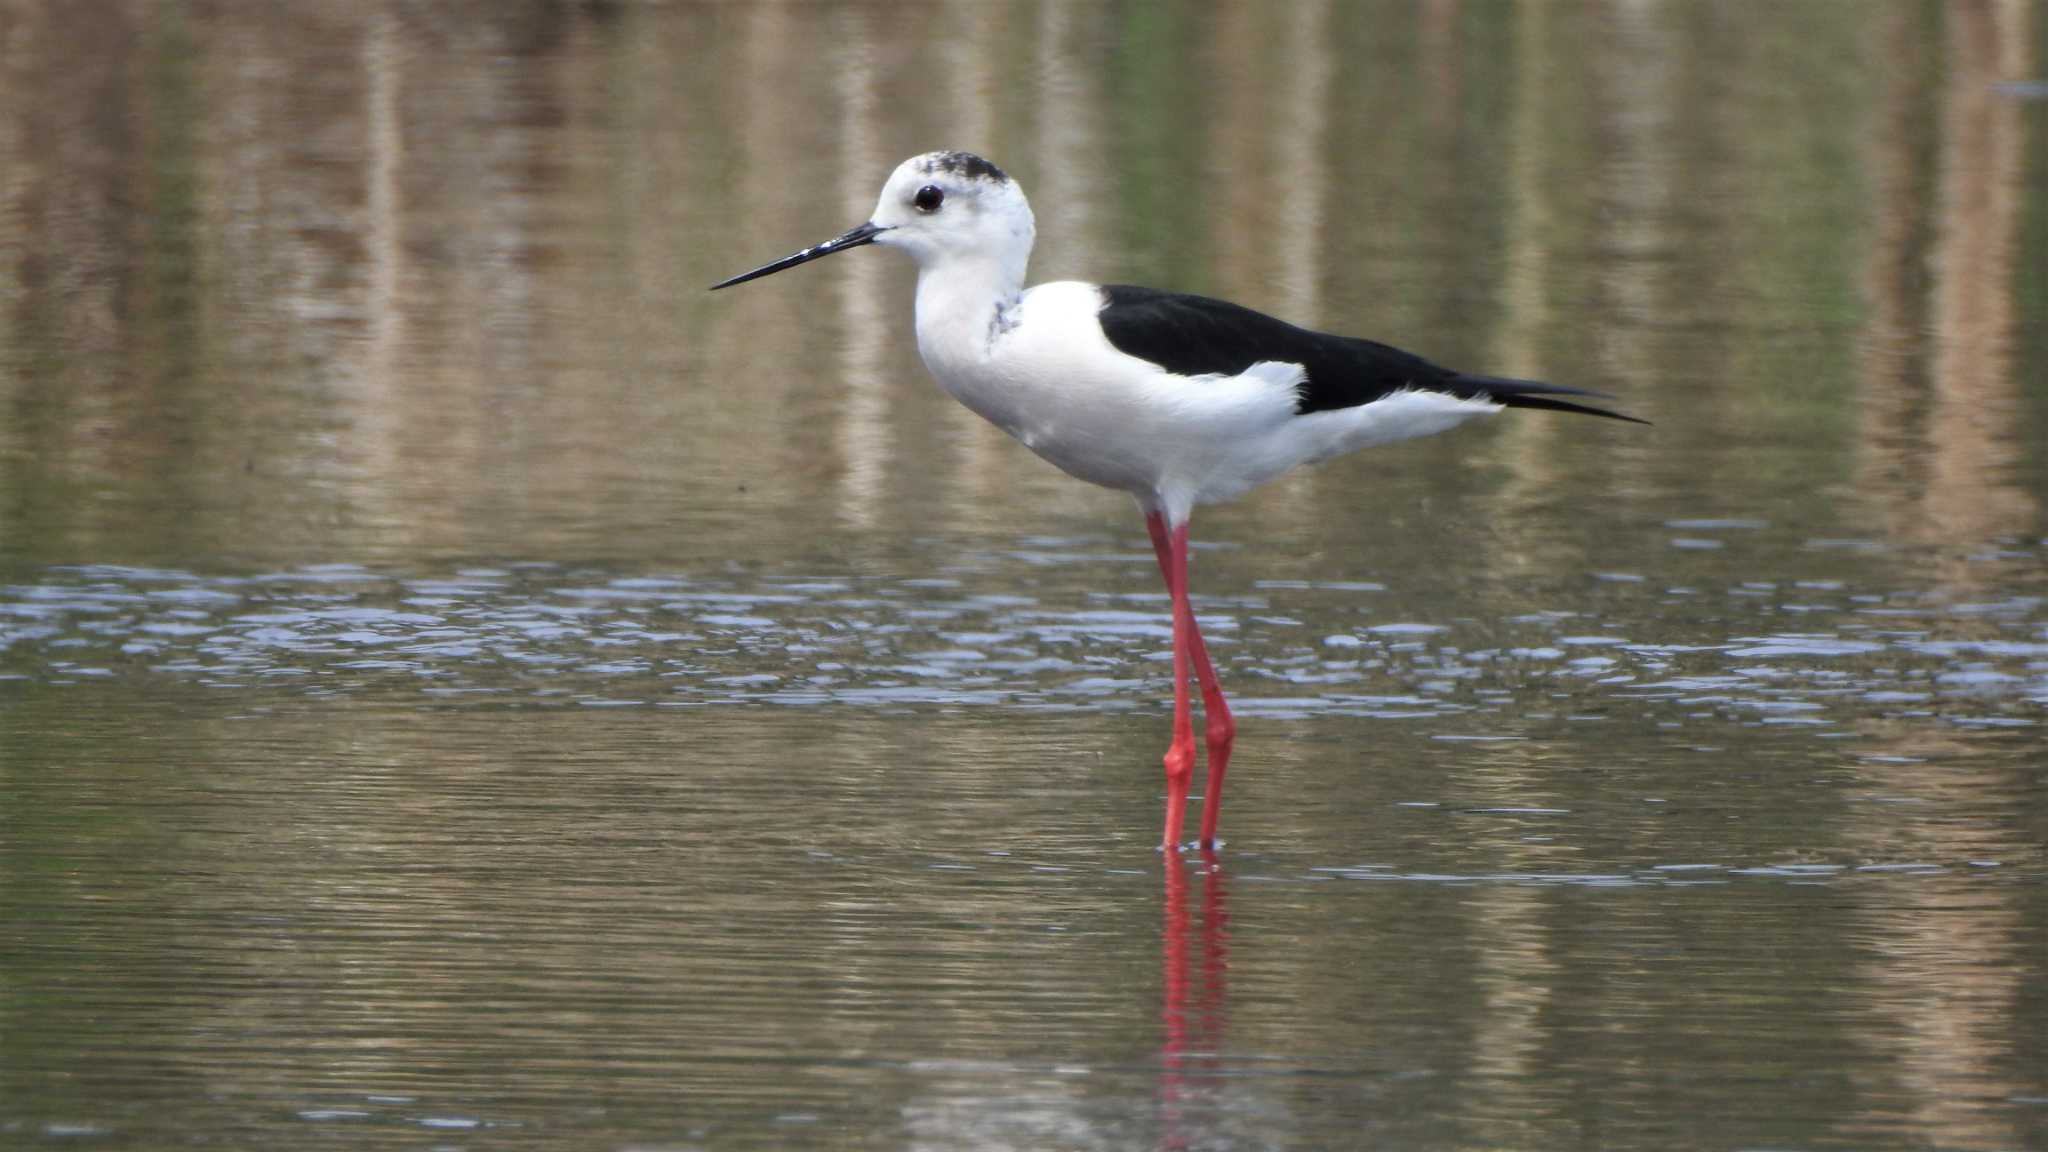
[913,185,944,213]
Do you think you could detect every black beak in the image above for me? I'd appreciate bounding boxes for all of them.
[709,221,889,290]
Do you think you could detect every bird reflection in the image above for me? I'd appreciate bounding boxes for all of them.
[1159,848,1230,1151]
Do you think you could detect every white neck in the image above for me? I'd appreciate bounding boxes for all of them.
[912,246,1029,374]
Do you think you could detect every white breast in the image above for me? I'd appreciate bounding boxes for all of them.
[920,282,1301,494]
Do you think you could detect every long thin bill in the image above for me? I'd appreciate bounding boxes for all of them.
[709,221,889,290]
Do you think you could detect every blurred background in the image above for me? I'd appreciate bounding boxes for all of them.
[1,2,2045,1150]
[0,0,2040,570]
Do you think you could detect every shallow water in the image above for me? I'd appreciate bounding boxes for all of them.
[3,2,2047,1149]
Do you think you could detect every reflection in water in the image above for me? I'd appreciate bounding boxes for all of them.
[1159,851,1230,1152]
[2,3,2047,1149]
[1029,0,1103,286]
[2,564,2045,1148]
[355,8,406,522]
[1,1,2040,575]
[831,7,892,535]
[1847,757,2030,1148]
[1861,0,2037,571]
[1923,0,2034,555]
[1270,1,1332,327]
[1463,883,1554,1148]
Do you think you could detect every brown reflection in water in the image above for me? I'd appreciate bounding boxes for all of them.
[1026,0,1105,286]
[720,1,821,478]
[1859,0,2037,569]
[1859,0,1938,466]
[1840,763,2030,1146]
[1584,0,1679,414]
[1209,1,1332,322]
[1923,0,2035,548]
[1158,850,1229,1152]
[939,0,998,161]
[354,7,407,529]
[1493,0,1564,393]
[830,7,892,535]
[189,3,614,554]
[1209,0,1266,304]
[0,2,145,490]
[1463,884,1558,1149]
[3,0,2038,575]
[1271,1,1333,328]
[1486,0,1603,548]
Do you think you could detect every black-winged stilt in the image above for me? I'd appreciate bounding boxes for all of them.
[713,151,1641,851]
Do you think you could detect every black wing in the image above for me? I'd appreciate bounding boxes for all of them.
[1095,285,1643,423]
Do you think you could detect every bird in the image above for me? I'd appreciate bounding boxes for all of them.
[712,151,1641,852]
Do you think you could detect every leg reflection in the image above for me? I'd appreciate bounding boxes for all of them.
[1159,848,1230,1151]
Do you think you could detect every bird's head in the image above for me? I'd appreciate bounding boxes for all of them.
[711,151,1033,291]
[868,151,1033,270]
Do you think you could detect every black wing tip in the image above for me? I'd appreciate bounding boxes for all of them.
[1457,374,1650,425]
[1500,395,1652,425]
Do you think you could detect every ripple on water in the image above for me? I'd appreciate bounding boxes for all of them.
[0,551,2042,735]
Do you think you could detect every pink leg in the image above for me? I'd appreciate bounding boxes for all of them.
[1145,511,1237,849]
[1154,517,1196,850]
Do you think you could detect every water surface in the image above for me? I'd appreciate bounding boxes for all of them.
[2,2,2046,1149]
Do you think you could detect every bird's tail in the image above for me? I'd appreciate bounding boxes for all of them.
[1455,374,1649,425]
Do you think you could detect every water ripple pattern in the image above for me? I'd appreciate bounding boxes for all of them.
[3,545,2042,737]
